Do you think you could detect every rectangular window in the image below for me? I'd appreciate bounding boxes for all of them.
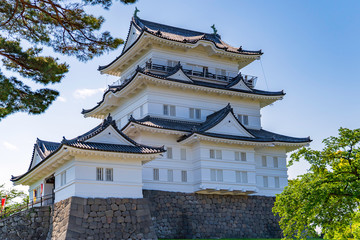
[235,151,240,161]
[170,105,176,116]
[181,170,187,182]
[273,157,279,168]
[105,168,113,181]
[262,156,267,167]
[243,115,249,125]
[237,114,249,125]
[241,152,247,161]
[189,108,201,119]
[153,168,159,181]
[263,176,268,187]
[189,108,194,119]
[210,169,223,182]
[275,177,280,188]
[163,105,169,115]
[210,149,215,159]
[235,171,248,183]
[215,150,222,159]
[167,169,173,182]
[195,109,201,119]
[180,148,186,160]
[96,168,103,181]
[61,171,67,186]
[167,147,173,159]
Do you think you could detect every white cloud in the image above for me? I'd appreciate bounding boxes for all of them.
[3,141,17,151]
[73,88,105,99]
[57,96,67,102]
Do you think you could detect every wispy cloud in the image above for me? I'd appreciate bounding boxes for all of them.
[73,88,105,99]
[57,96,67,102]
[3,141,17,151]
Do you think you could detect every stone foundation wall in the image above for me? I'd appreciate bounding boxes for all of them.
[143,190,281,239]
[0,191,281,239]
[0,206,51,240]
[50,197,157,240]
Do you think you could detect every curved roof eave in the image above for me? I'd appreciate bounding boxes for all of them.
[82,70,285,118]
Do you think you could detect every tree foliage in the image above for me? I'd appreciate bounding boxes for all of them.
[0,184,28,218]
[0,0,136,119]
[273,128,360,239]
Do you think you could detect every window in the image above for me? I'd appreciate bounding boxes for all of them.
[235,171,248,183]
[235,152,247,161]
[262,156,267,167]
[273,157,279,168]
[167,170,173,182]
[96,168,103,181]
[216,150,222,159]
[210,149,222,159]
[105,168,113,181]
[167,60,178,67]
[163,105,169,115]
[210,169,223,182]
[210,149,215,159]
[170,105,176,116]
[167,147,173,159]
[189,108,201,119]
[237,114,249,125]
[60,171,66,186]
[181,170,187,182]
[263,176,268,187]
[153,168,159,181]
[180,148,186,160]
[275,177,280,188]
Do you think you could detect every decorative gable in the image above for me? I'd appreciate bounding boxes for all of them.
[167,68,193,82]
[29,148,43,169]
[205,112,254,138]
[85,125,135,146]
[123,22,142,52]
[229,79,252,91]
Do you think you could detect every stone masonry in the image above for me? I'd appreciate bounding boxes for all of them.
[0,206,51,240]
[50,197,157,240]
[0,191,281,239]
[144,190,282,239]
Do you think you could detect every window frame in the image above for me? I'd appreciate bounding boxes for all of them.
[153,168,159,181]
[96,167,104,181]
[181,170,187,182]
[105,168,113,182]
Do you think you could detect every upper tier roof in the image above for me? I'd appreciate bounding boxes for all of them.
[123,104,311,145]
[98,17,262,72]
[82,67,284,118]
[11,115,165,183]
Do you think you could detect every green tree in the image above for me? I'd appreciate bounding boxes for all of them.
[0,0,136,120]
[273,128,360,239]
[0,184,28,217]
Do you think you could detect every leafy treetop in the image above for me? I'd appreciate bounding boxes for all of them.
[273,127,360,239]
[0,0,136,120]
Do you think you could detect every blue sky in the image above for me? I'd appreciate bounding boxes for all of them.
[1,0,359,188]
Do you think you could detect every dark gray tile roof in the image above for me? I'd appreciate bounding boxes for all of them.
[98,17,262,71]
[82,68,284,115]
[11,115,165,183]
[126,105,311,144]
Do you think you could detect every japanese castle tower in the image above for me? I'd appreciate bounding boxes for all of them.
[12,16,310,203]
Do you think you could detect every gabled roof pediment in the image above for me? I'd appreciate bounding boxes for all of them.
[84,124,135,146]
[198,104,254,138]
[227,75,252,91]
[205,112,254,138]
[166,67,193,82]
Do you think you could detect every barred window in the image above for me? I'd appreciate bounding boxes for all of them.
[153,168,159,181]
[262,156,267,167]
[210,169,223,182]
[105,168,113,181]
[275,177,280,188]
[273,157,279,168]
[60,171,66,186]
[181,170,187,182]
[210,149,215,159]
[96,167,104,181]
[167,169,173,182]
[170,105,176,116]
[235,171,248,183]
[167,147,173,159]
[263,176,268,187]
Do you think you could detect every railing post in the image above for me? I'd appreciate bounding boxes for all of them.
[41,196,43,207]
